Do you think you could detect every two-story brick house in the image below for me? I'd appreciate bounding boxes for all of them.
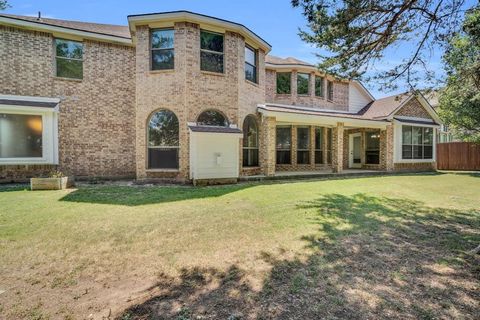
[0,11,442,183]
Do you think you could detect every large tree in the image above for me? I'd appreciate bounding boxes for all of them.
[0,1,9,10]
[291,0,473,90]
[438,7,480,142]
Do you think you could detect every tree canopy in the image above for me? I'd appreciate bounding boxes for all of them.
[0,1,9,10]
[438,6,480,142]
[292,0,472,90]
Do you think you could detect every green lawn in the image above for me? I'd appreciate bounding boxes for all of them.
[0,173,479,319]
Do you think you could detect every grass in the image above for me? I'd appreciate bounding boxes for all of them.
[0,173,479,319]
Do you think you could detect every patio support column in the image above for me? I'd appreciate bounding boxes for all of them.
[310,126,315,168]
[262,116,277,176]
[291,125,297,168]
[332,122,344,173]
[385,124,394,171]
[323,127,329,166]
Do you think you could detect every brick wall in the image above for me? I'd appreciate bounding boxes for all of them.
[0,26,136,180]
[395,98,433,119]
[265,69,349,111]
[135,22,266,181]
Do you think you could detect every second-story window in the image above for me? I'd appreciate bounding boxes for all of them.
[245,45,257,83]
[327,80,334,101]
[297,73,310,95]
[200,30,224,73]
[315,76,324,97]
[277,72,291,94]
[55,39,83,79]
[151,29,174,70]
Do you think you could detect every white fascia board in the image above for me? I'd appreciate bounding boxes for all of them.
[188,130,243,138]
[0,94,60,103]
[0,16,133,46]
[392,119,440,128]
[128,12,271,52]
[258,108,389,129]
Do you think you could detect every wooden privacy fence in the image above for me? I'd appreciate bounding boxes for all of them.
[437,142,480,170]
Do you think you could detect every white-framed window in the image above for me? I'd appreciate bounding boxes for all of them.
[55,38,83,79]
[0,96,59,165]
[394,122,436,163]
[200,30,224,73]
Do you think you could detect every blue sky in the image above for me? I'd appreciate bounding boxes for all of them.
[3,0,473,98]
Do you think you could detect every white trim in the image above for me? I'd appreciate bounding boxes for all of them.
[258,107,389,129]
[0,94,60,104]
[348,133,362,168]
[0,16,133,46]
[393,122,437,164]
[388,94,442,124]
[0,102,59,165]
[395,116,434,123]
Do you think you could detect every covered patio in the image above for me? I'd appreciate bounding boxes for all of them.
[257,103,394,177]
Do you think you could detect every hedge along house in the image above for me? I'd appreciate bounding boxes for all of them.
[0,11,442,184]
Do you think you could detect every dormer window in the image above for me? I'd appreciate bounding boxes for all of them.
[151,29,174,70]
[55,39,83,79]
[200,30,224,73]
[245,45,257,83]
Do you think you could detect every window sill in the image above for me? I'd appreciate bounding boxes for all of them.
[275,93,292,96]
[245,79,259,87]
[201,70,225,77]
[146,169,179,173]
[395,159,435,164]
[327,99,334,103]
[297,94,310,97]
[242,166,261,170]
[149,69,175,75]
[53,76,82,82]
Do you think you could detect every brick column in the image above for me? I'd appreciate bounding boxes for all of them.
[332,122,344,173]
[323,127,329,165]
[385,124,394,171]
[310,126,316,168]
[291,125,297,167]
[291,70,298,104]
[310,72,316,97]
[262,116,277,176]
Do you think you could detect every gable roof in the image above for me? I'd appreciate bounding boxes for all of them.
[265,55,314,67]
[0,13,131,39]
[358,93,411,119]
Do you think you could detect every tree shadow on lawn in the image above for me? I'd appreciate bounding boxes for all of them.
[118,194,480,319]
[59,184,253,206]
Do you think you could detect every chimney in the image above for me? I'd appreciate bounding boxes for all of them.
[37,11,41,21]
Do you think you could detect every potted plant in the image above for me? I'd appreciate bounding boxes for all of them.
[30,170,75,191]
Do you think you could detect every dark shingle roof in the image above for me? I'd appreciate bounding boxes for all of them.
[265,55,314,67]
[0,13,131,39]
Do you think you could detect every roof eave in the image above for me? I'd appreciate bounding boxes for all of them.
[0,15,133,46]
[127,11,271,53]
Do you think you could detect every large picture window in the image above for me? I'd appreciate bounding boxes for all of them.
[277,72,291,94]
[315,76,324,97]
[55,39,83,79]
[276,126,291,164]
[148,110,179,169]
[0,113,42,158]
[297,127,310,164]
[197,110,228,127]
[242,115,259,167]
[151,29,174,70]
[297,73,310,95]
[402,126,433,160]
[365,131,380,164]
[245,45,257,83]
[200,30,224,73]
[315,127,323,164]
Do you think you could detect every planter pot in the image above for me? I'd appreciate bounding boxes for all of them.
[30,176,75,191]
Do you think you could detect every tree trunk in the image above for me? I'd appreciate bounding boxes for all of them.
[470,244,480,254]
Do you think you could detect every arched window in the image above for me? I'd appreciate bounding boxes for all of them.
[148,110,179,169]
[197,110,229,127]
[242,115,259,167]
